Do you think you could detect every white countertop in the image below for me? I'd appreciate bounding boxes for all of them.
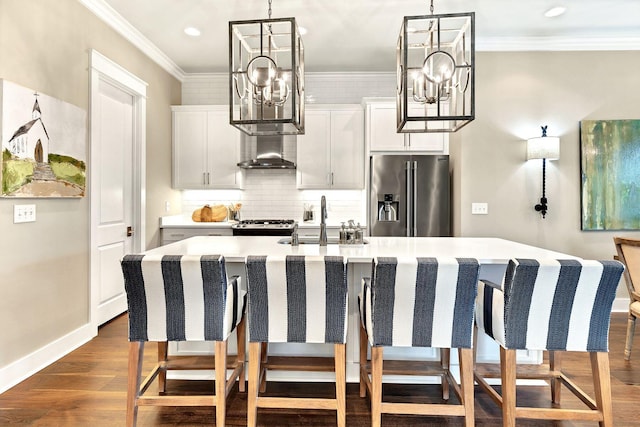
[145,235,577,264]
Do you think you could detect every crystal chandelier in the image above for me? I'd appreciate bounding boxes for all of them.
[397,0,474,133]
[229,0,304,136]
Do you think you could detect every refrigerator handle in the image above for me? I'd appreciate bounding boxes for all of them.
[406,161,412,237]
[412,161,418,237]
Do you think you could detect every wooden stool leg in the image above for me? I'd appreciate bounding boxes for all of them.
[335,344,346,427]
[247,342,261,427]
[500,347,517,427]
[259,342,268,393]
[371,346,383,427]
[157,342,168,393]
[458,348,475,427]
[236,316,247,392]
[127,342,144,427]
[591,352,613,427]
[440,348,450,400]
[625,314,636,361]
[549,350,562,404]
[215,340,227,427]
[359,322,368,398]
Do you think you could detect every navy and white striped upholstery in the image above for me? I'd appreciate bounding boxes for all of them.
[121,254,246,342]
[476,258,624,352]
[359,257,480,348]
[245,255,347,344]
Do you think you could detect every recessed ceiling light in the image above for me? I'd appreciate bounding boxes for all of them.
[184,26,201,37]
[298,26,308,35]
[544,6,567,18]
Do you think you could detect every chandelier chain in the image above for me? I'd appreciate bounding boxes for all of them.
[268,0,272,19]
[430,0,434,15]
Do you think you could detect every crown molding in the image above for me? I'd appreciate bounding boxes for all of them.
[79,0,639,81]
[478,35,640,52]
[79,0,186,82]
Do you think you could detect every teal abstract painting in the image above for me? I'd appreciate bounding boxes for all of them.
[580,120,640,230]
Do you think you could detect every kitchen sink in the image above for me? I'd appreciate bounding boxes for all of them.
[277,237,368,245]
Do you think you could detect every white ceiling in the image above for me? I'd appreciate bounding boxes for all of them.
[87,0,640,77]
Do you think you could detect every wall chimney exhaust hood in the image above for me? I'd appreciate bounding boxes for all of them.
[237,135,296,169]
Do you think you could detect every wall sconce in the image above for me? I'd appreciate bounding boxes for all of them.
[527,126,560,218]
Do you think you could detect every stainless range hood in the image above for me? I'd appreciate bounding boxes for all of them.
[237,135,296,169]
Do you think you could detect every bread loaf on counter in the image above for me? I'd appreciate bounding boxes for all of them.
[192,204,227,222]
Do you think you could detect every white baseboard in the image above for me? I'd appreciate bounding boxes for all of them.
[613,297,630,313]
[0,322,96,394]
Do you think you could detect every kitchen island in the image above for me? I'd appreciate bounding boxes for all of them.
[143,235,577,383]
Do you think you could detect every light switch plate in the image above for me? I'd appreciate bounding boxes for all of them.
[14,204,36,223]
[471,202,488,215]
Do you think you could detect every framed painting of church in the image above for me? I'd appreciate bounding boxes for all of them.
[1,79,86,197]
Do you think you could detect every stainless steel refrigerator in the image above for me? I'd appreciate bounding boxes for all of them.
[369,154,450,237]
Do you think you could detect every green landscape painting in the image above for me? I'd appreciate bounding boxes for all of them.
[581,119,640,230]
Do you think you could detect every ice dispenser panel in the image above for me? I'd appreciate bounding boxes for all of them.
[377,193,399,222]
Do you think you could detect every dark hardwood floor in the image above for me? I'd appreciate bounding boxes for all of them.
[1,313,639,426]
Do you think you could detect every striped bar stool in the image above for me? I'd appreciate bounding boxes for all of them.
[121,254,247,427]
[474,258,624,427]
[359,256,480,427]
[245,255,348,427]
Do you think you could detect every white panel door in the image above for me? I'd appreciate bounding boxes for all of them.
[95,79,133,325]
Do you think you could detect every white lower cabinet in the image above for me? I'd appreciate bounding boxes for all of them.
[296,105,364,189]
[161,227,232,245]
[172,105,243,189]
[365,100,448,153]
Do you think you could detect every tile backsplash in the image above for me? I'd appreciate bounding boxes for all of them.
[179,72,391,224]
[182,170,366,224]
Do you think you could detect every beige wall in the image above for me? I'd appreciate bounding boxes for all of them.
[456,51,640,288]
[0,0,181,368]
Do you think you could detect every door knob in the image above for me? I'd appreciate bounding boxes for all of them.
[127,226,134,237]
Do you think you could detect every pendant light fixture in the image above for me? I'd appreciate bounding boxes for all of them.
[229,0,304,136]
[397,0,474,133]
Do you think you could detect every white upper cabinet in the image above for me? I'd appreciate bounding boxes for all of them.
[365,100,448,153]
[172,105,243,189]
[297,105,364,189]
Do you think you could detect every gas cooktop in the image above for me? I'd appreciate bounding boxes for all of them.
[231,219,296,236]
[232,219,295,229]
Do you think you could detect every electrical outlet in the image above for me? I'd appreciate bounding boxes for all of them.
[471,202,488,215]
[14,204,36,223]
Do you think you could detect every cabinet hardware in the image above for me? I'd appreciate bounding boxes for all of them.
[127,226,134,237]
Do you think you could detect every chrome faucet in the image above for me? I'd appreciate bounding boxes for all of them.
[319,195,328,246]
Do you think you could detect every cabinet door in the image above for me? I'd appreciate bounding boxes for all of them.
[206,110,242,188]
[173,111,208,188]
[331,109,364,189]
[368,104,405,151]
[296,110,331,189]
[405,106,445,151]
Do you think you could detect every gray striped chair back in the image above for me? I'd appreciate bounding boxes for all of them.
[476,259,624,352]
[121,254,246,342]
[245,255,347,344]
[361,257,480,348]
